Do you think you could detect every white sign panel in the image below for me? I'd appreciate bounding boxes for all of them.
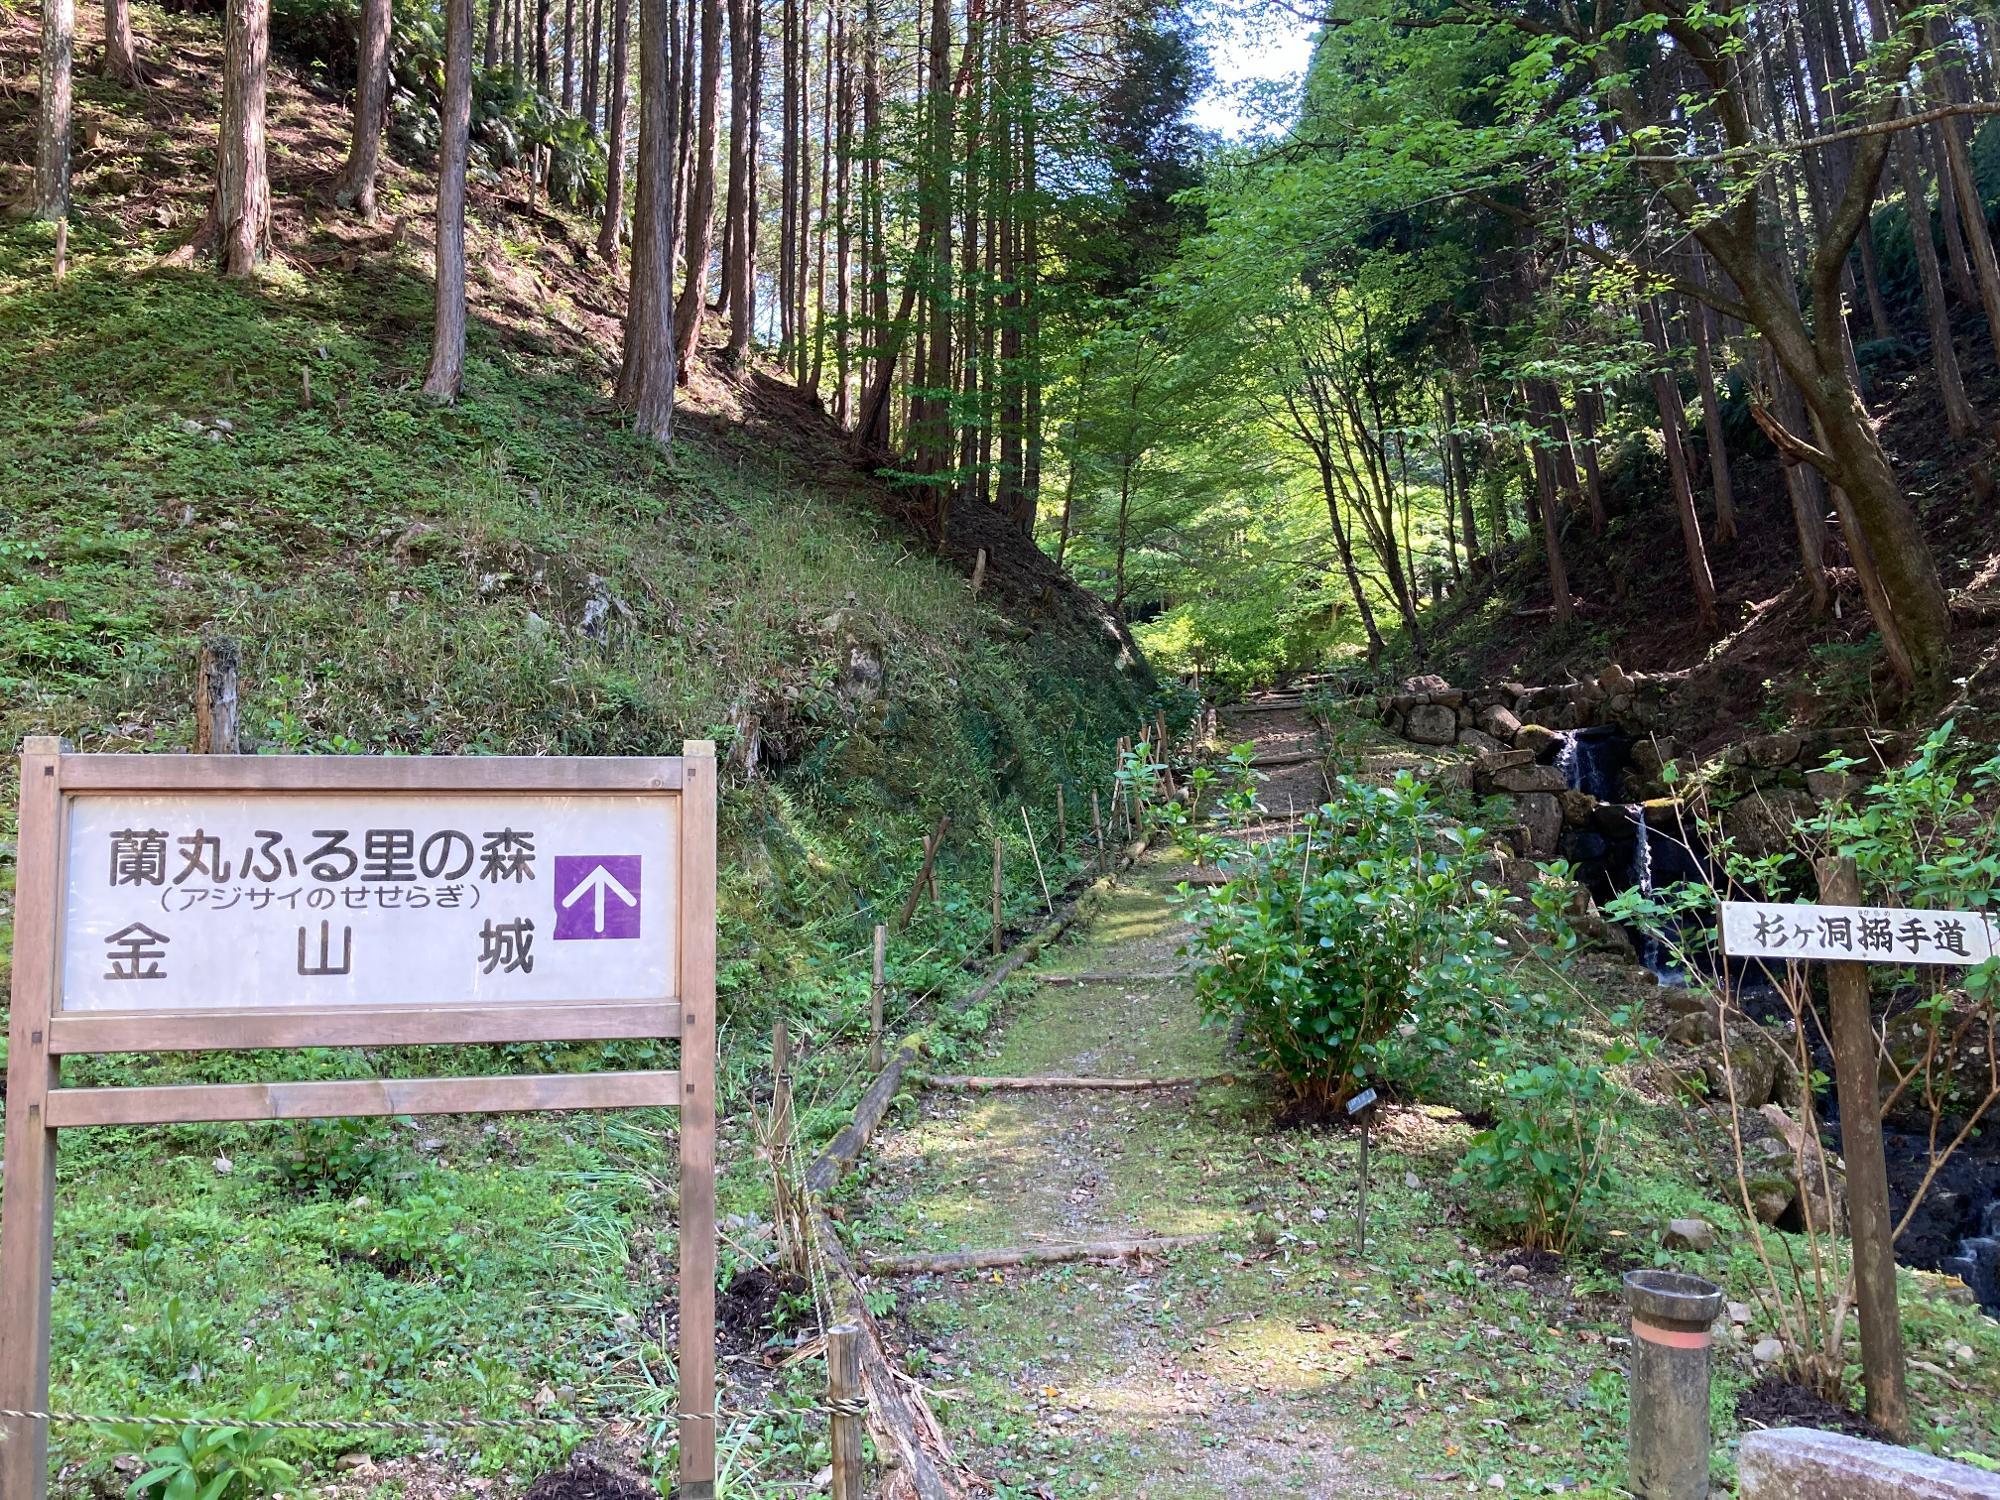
[60,793,678,1013]
[1720,901,1999,966]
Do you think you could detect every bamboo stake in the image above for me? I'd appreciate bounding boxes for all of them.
[868,924,886,1071]
[969,547,987,595]
[1092,790,1106,874]
[895,812,949,933]
[991,837,1003,957]
[1020,806,1051,912]
[1126,735,1142,828]
[1055,783,1066,854]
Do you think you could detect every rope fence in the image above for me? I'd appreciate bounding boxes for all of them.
[0,1401,882,1435]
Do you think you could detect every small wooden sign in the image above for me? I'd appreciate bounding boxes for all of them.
[0,742,720,1498]
[1720,900,1998,966]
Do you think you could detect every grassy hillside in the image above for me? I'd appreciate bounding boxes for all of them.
[0,8,1152,1493]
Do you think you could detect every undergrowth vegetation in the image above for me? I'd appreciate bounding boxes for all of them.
[1606,724,2000,1400]
[0,215,1147,1493]
[1180,768,1642,1254]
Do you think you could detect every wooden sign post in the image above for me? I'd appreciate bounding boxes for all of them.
[0,740,721,1498]
[1719,872,2000,1442]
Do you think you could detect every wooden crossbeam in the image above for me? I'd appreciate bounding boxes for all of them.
[48,1001,682,1055]
[44,1070,681,1128]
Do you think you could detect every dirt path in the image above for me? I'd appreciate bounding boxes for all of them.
[850,706,1403,1498]
[1215,693,1331,820]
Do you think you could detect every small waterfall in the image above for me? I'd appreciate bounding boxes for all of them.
[1556,731,1581,790]
[1628,804,1671,978]
[1944,1202,2000,1312]
[1554,729,1622,801]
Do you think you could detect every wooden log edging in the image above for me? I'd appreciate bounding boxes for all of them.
[802,836,1151,1198]
[1247,750,1322,770]
[805,1045,916,1195]
[781,832,1158,1499]
[861,1234,1217,1277]
[918,1073,1233,1092]
[1220,697,1307,715]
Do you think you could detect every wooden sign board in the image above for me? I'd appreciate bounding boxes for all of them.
[1720,900,1999,966]
[0,741,720,1499]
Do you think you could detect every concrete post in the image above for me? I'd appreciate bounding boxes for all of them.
[1624,1268,1725,1499]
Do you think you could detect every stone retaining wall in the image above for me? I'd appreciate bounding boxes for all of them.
[1369,669,1911,861]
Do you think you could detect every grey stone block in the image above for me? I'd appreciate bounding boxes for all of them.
[1738,1428,2000,1499]
[1405,703,1459,745]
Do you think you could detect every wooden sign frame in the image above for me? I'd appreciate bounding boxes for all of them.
[0,739,719,1498]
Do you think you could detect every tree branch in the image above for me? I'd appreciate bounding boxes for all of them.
[1749,401,1834,471]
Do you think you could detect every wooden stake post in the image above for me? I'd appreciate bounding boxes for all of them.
[772,1018,793,1142]
[1813,859,1910,1440]
[195,636,242,755]
[1716,876,2000,1443]
[0,741,723,1499]
[991,837,1004,956]
[828,1322,864,1500]
[868,923,887,1071]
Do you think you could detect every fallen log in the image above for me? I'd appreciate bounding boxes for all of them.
[862,1234,1216,1277]
[1248,750,1323,770]
[805,1047,915,1195]
[919,1073,1230,1092]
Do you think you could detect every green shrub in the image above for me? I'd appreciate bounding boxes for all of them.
[268,1116,412,1199]
[1456,1036,1631,1254]
[344,1192,474,1277]
[1181,772,1519,1107]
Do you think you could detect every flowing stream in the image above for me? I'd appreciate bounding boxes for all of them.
[1944,1203,2000,1310]
[1544,729,1999,1315]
